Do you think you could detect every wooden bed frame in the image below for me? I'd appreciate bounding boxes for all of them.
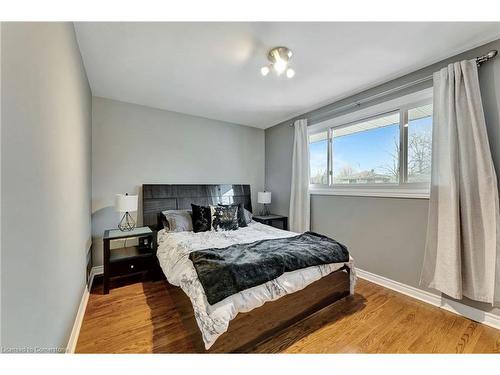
[142,184,352,353]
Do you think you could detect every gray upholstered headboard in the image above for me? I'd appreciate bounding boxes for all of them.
[142,184,252,229]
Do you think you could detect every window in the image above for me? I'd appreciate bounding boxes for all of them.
[332,112,400,185]
[309,131,328,185]
[407,104,433,183]
[308,92,433,198]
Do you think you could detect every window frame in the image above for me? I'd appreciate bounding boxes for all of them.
[308,88,433,199]
[308,130,330,186]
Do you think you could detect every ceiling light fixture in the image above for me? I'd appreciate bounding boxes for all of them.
[261,46,295,78]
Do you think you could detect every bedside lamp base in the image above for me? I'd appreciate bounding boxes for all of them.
[118,211,136,231]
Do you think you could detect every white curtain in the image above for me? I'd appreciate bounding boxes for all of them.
[289,119,310,233]
[420,59,500,305]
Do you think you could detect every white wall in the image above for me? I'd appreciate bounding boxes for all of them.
[1,23,92,349]
[91,97,265,265]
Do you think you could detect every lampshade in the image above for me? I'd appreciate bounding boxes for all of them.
[115,194,138,213]
[257,191,272,204]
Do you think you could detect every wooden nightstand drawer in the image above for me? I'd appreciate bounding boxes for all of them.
[109,256,151,277]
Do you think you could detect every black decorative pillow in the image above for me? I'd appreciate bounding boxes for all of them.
[218,203,247,228]
[243,208,253,225]
[212,205,239,231]
[191,204,212,233]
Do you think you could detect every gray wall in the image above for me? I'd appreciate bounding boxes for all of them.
[92,97,265,266]
[1,23,92,349]
[311,196,429,288]
[265,38,500,315]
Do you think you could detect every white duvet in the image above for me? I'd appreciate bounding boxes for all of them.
[156,221,356,349]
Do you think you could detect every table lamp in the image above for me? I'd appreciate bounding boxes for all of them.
[115,193,138,231]
[257,191,271,216]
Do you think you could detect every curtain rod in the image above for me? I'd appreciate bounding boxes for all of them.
[289,49,498,127]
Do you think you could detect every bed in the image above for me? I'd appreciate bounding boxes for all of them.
[143,184,356,352]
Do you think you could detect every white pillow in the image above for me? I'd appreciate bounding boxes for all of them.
[162,210,193,232]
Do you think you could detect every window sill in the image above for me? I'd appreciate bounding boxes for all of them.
[309,187,430,199]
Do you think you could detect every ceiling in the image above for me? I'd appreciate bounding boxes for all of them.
[75,22,500,129]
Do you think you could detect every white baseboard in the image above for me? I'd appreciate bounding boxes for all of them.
[440,299,500,330]
[66,266,103,353]
[355,269,442,306]
[356,268,500,330]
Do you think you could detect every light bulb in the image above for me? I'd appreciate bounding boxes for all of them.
[286,68,295,78]
[260,66,270,76]
[273,59,287,75]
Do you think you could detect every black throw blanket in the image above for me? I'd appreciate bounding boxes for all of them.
[189,231,349,305]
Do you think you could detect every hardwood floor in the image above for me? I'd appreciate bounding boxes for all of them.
[76,277,500,353]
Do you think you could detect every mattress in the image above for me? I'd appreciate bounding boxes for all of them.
[156,221,356,349]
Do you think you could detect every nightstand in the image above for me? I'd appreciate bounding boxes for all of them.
[253,214,288,230]
[103,227,158,294]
